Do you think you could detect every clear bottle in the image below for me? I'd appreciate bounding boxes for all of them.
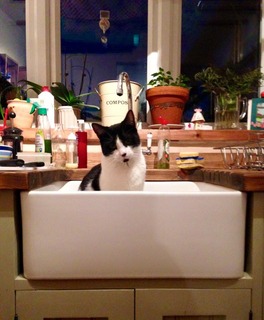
[65,131,78,169]
[35,105,52,154]
[52,123,66,167]
[156,118,170,169]
[76,119,87,168]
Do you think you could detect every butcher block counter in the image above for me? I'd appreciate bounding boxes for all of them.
[0,168,264,191]
[1,166,264,319]
[1,129,264,319]
[0,128,262,191]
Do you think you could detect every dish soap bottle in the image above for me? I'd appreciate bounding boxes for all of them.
[35,102,52,154]
[156,117,170,169]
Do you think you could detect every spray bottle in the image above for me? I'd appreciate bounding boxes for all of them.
[38,86,55,128]
[31,101,52,153]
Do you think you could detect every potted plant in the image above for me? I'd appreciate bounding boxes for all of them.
[146,67,190,124]
[21,80,99,110]
[1,79,100,128]
[0,75,34,128]
[20,80,99,125]
[194,66,264,96]
[194,66,264,129]
[0,74,27,119]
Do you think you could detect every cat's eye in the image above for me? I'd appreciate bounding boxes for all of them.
[120,131,140,147]
[99,133,117,155]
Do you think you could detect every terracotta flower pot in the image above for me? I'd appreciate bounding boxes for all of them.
[146,86,189,124]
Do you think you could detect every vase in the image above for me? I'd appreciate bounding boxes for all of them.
[7,100,34,129]
[58,106,78,129]
[214,93,247,129]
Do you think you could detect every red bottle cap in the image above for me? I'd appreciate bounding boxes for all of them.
[41,86,50,92]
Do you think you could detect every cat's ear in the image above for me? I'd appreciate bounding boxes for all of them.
[92,123,107,138]
[123,110,136,127]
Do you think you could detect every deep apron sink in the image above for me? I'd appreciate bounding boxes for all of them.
[21,181,246,279]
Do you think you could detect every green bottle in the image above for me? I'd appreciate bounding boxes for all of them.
[156,117,170,169]
[35,103,52,154]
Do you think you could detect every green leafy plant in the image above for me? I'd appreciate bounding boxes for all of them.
[194,66,264,96]
[0,78,99,120]
[21,80,99,110]
[0,75,27,119]
[148,67,190,88]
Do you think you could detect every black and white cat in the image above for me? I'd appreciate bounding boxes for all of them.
[79,110,146,191]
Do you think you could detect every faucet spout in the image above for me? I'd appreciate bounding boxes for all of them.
[116,72,133,111]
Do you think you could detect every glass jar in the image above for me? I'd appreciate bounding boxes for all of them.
[51,123,66,167]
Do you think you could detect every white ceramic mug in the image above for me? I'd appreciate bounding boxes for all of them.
[58,106,78,129]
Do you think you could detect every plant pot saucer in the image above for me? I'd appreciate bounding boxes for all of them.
[148,123,184,129]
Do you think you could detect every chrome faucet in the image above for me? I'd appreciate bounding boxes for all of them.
[117,72,151,155]
[116,72,132,110]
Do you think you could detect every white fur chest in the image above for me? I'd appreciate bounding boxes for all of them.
[100,146,146,191]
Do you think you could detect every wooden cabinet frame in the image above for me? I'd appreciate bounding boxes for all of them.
[0,189,263,319]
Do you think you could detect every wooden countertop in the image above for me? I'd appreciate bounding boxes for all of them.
[21,128,264,147]
[1,128,262,191]
[1,167,264,192]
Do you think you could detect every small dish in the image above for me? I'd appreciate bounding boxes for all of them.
[0,145,13,151]
[148,123,184,129]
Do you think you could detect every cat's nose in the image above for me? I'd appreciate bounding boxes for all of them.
[121,153,129,162]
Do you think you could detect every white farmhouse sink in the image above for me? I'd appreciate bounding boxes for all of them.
[20,181,246,280]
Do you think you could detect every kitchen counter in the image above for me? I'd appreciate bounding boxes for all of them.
[1,167,264,319]
[2,128,263,191]
[1,128,264,319]
[22,128,264,147]
[1,167,264,191]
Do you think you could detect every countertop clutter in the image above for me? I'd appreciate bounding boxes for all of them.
[21,127,263,147]
[1,167,264,191]
[1,128,264,191]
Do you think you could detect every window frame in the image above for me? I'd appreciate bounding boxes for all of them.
[25,0,182,85]
[25,0,264,95]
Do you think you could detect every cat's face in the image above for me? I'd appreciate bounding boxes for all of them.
[92,110,141,163]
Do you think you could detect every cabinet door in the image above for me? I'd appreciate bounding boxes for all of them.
[136,289,251,320]
[16,289,134,320]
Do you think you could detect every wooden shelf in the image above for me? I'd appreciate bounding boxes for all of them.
[20,128,263,147]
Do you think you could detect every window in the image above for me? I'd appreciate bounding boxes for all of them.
[0,0,26,84]
[24,0,262,124]
[181,0,261,122]
[60,0,148,121]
